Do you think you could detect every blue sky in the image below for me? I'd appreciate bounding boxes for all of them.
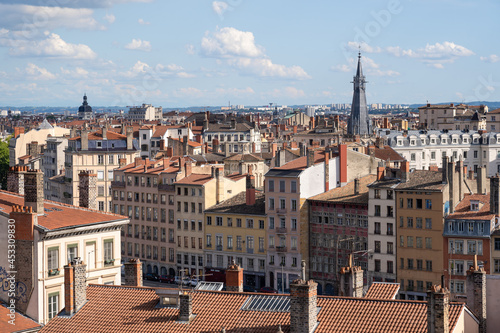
[0,0,498,107]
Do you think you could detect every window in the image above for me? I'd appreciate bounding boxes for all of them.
[280,198,286,209]
[291,181,297,193]
[279,180,285,192]
[291,199,297,211]
[407,236,414,247]
[104,240,113,264]
[416,217,422,229]
[374,222,381,235]
[387,261,394,274]
[426,260,433,271]
[400,236,404,247]
[67,244,78,263]
[425,218,432,229]
[494,259,500,273]
[269,198,275,210]
[387,242,394,254]
[374,189,381,199]
[426,237,432,249]
[374,205,381,217]
[246,219,254,228]
[97,171,104,180]
[291,218,297,231]
[269,236,275,248]
[237,219,242,228]
[206,235,212,247]
[407,259,414,270]
[400,216,404,227]
[407,217,413,228]
[48,247,59,271]
[375,260,381,272]
[399,198,404,208]
[387,190,393,199]
[495,238,500,251]
[259,220,265,229]
[268,180,274,192]
[416,199,422,209]
[417,259,423,270]
[269,217,275,229]
[374,241,381,253]
[216,217,223,226]
[48,293,59,319]
[387,206,393,217]
[207,216,212,225]
[407,199,413,209]
[236,236,242,250]
[260,237,265,252]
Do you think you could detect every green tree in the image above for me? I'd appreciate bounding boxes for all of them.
[0,136,11,190]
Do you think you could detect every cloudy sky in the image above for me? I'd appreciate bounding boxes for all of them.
[0,0,498,107]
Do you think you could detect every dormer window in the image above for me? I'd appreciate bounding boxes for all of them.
[471,200,480,211]
[97,141,102,148]
[397,140,403,146]
[410,140,416,146]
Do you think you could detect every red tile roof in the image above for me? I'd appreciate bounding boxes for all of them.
[364,282,400,299]
[69,129,127,141]
[373,146,404,162]
[0,302,41,333]
[275,151,328,171]
[309,174,377,204]
[0,190,128,231]
[40,284,465,333]
[175,173,213,185]
[446,193,494,221]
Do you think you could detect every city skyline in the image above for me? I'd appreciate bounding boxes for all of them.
[0,0,498,107]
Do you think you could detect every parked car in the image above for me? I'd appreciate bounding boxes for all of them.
[159,275,174,283]
[259,286,278,294]
[243,285,256,293]
[144,273,159,281]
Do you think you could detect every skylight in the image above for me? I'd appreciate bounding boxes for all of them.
[241,295,290,312]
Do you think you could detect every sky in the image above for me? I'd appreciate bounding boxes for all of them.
[0,0,499,107]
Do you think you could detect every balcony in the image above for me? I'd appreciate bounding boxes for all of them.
[276,246,287,253]
[111,181,125,188]
[216,245,223,251]
[276,208,287,215]
[104,259,115,267]
[276,227,287,234]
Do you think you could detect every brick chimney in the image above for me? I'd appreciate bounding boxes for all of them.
[376,163,385,181]
[224,142,230,157]
[160,139,165,150]
[306,149,315,168]
[477,166,487,195]
[102,126,108,140]
[226,262,243,292]
[401,160,410,183]
[7,166,28,194]
[324,151,330,191]
[466,256,486,333]
[339,144,347,186]
[81,129,89,151]
[290,261,317,333]
[126,126,133,150]
[24,169,44,214]
[185,160,192,178]
[354,178,360,195]
[490,176,500,215]
[213,139,220,153]
[231,118,236,129]
[204,142,208,154]
[339,255,363,297]
[124,258,143,287]
[14,127,25,138]
[78,171,97,210]
[246,170,255,206]
[215,165,224,204]
[10,205,37,314]
[119,158,127,168]
[178,292,193,322]
[183,136,188,155]
[64,258,87,316]
[427,285,450,333]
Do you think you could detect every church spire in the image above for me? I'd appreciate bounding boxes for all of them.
[347,51,370,136]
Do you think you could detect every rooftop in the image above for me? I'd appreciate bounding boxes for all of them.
[309,175,377,204]
[364,282,400,300]
[0,190,128,231]
[0,302,41,333]
[275,151,328,171]
[40,284,465,333]
[205,191,265,215]
[446,193,494,221]
[395,170,445,191]
[69,128,127,141]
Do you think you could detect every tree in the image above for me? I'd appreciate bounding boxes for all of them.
[0,136,11,190]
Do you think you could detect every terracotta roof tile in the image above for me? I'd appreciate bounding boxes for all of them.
[205,191,265,215]
[0,190,128,231]
[364,282,400,299]
[446,193,494,221]
[309,175,377,204]
[275,151,327,171]
[40,285,465,333]
[395,170,445,191]
[373,146,404,162]
[0,302,41,333]
[175,173,213,185]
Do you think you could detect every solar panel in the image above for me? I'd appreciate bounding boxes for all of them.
[52,207,63,211]
[241,295,290,312]
[194,281,224,291]
[44,208,53,212]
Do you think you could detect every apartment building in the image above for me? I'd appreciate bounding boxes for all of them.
[175,166,246,278]
[444,193,494,299]
[204,118,262,154]
[204,181,267,290]
[418,103,486,131]
[0,169,128,324]
[381,129,500,177]
[367,166,399,284]
[492,228,500,276]
[127,104,163,121]
[224,153,269,189]
[308,175,376,295]
[138,124,194,159]
[112,158,185,277]
[42,136,68,198]
[50,127,139,211]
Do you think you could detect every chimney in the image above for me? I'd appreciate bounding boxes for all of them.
[119,158,127,167]
[224,142,230,157]
[179,292,193,322]
[225,262,243,292]
[401,160,410,183]
[81,129,89,151]
[124,258,143,287]
[160,139,165,150]
[9,206,37,314]
[306,149,315,168]
[442,156,448,184]
[231,118,236,129]
[185,160,192,178]
[367,144,375,156]
[78,171,97,210]
[271,143,277,157]
[215,166,224,203]
[213,139,220,153]
[183,136,188,155]
[7,166,27,194]
[427,285,450,333]
[429,165,439,172]
[14,127,25,138]
[275,149,286,167]
[458,157,464,201]
[166,147,173,157]
[70,127,77,138]
[102,126,108,140]
[126,126,133,150]
[246,171,255,206]
[293,125,297,134]
[251,142,256,154]
[490,176,500,215]
[299,142,307,157]
[204,142,209,154]
[477,166,487,195]
[324,151,330,191]
[353,178,360,195]
[24,169,44,214]
[376,162,385,181]
[339,144,347,186]
[466,256,487,333]
[290,261,317,333]
[448,158,456,214]
[339,255,363,297]
[64,257,87,316]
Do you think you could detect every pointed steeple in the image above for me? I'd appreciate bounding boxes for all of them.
[347,51,370,136]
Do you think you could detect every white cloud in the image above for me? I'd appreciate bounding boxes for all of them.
[121,61,195,79]
[332,56,399,77]
[121,60,151,78]
[138,18,150,25]
[104,13,115,24]
[1,32,97,59]
[215,87,254,95]
[173,87,205,99]
[266,86,306,99]
[480,54,500,63]
[22,63,56,80]
[165,64,184,71]
[201,27,310,79]
[212,1,229,15]
[185,44,195,55]
[0,4,105,32]
[60,66,90,78]
[176,72,196,78]
[124,39,151,51]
